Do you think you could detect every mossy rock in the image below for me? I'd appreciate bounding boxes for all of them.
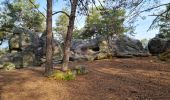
[22,52,35,67]
[86,55,95,61]
[12,53,23,68]
[96,53,112,60]
[2,62,15,71]
[159,49,170,61]
[99,40,109,52]
[72,65,89,75]
[0,64,3,69]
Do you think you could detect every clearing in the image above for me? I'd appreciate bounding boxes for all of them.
[0,57,170,100]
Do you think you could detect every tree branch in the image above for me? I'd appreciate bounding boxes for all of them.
[140,3,170,13]
[52,11,70,17]
[149,14,170,19]
[148,6,170,31]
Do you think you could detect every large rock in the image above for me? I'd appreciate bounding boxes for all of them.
[8,27,42,66]
[148,37,170,55]
[159,49,170,61]
[71,36,102,54]
[70,35,149,60]
[8,27,63,66]
[9,27,40,52]
[2,62,15,71]
[39,33,63,61]
[111,35,149,57]
[70,36,102,61]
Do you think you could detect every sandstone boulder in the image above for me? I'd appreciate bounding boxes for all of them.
[148,37,170,55]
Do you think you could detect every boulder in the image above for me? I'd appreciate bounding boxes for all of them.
[70,35,149,61]
[148,37,170,55]
[99,40,109,52]
[8,28,63,67]
[2,62,15,71]
[159,49,170,61]
[12,52,23,68]
[71,36,102,54]
[96,52,112,60]
[70,37,101,61]
[72,65,88,75]
[22,52,35,67]
[9,27,40,52]
[39,33,63,61]
[110,35,149,57]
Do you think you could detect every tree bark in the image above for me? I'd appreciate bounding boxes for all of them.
[62,0,78,71]
[45,0,53,75]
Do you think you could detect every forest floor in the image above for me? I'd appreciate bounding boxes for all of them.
[0,57,170,100]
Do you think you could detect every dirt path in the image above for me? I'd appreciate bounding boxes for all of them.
[0,57,170,100]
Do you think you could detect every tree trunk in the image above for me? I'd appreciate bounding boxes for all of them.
[45,0,53,75]
[62,0,78,71]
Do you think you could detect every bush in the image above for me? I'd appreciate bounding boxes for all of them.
[50,70,76,81]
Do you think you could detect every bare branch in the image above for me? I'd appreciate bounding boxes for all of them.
[148,6,170,31]
[52,11,70,17]
[149,14,170,19]
[140,3,170,13]
[91,0,99,10]
[78,0,89,15]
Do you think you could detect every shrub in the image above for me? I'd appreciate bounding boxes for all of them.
[50,70,76,81]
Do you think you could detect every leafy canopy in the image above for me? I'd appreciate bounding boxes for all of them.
[81,7,128,39]
[54,8,69,41]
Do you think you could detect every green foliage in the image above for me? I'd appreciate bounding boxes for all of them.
[82,7,128,39]
[72,28,83,39]
[150,4,170,38]
[64,70,75,80]
[54,8,69,40]
[50,70,75,81]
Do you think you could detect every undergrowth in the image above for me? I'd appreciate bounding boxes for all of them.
[49,70,75,81]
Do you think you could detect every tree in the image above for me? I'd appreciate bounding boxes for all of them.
[45,0,53,75]
[149,4,170,38]
[62,0,78,71]
[54,8,69,41]
[82,7,127,38]
[61,0,145,70]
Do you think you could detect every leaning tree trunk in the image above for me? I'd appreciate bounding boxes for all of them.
[45,0,53,75]
[62,0,78,71]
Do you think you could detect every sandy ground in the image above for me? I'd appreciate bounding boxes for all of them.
[0,57,170,100]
